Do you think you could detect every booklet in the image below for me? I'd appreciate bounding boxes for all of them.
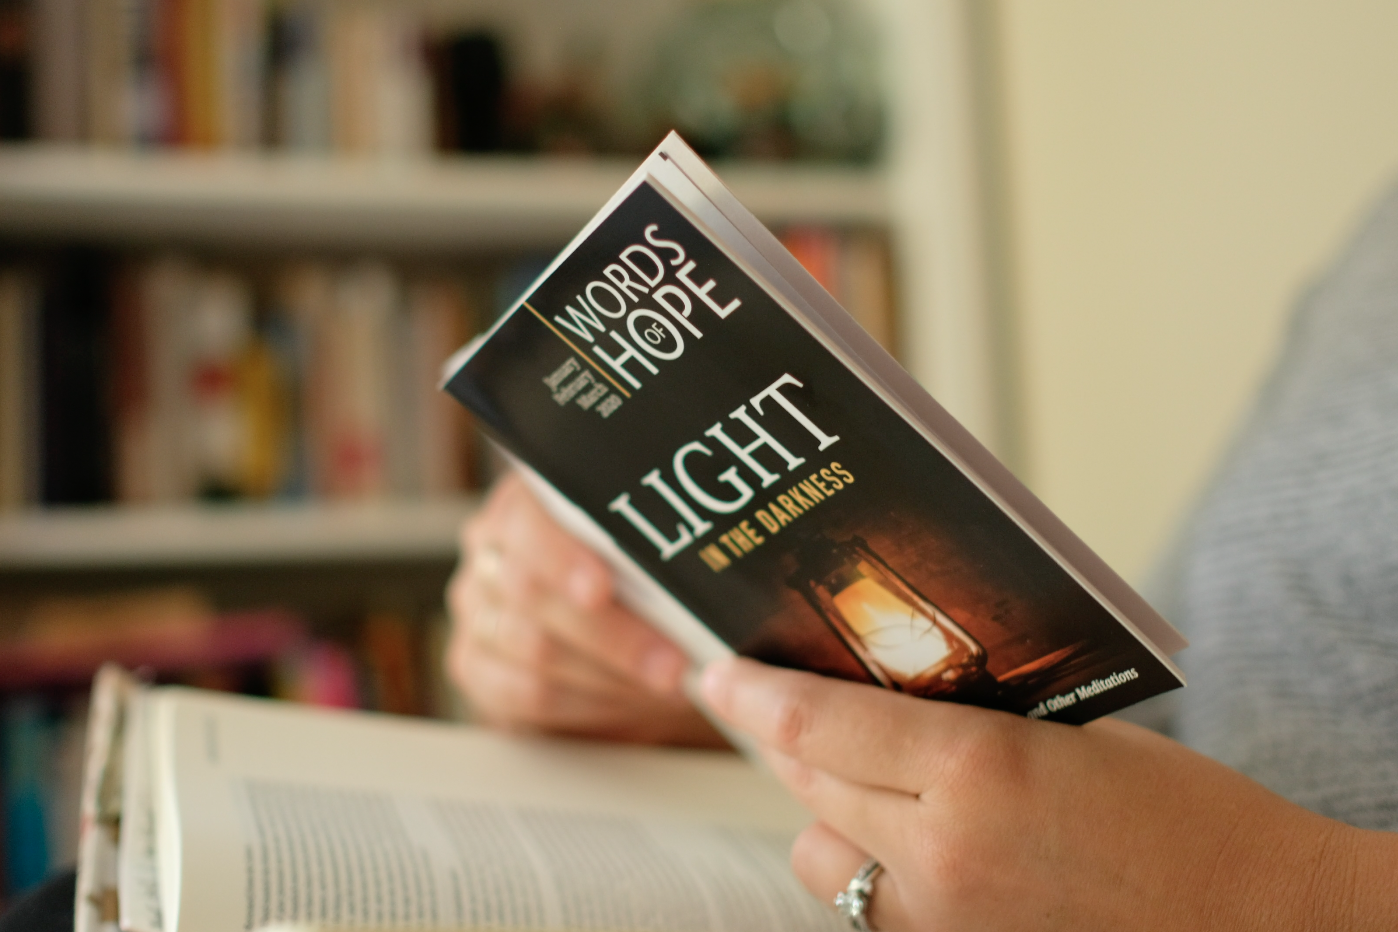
[74,666,840,932]
[443,132,1186,724]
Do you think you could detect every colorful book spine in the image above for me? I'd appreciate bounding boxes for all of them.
[1,232,888,512]
[83,0,134,145]
[216,0,265,149]
[0,269,37,511]
[38,250,112,505]
[111,263,154,503]
[782,225,897,353]
[186,269,252,498]
[0,0,30,139]
[406,277,478,496]
[18,0,462,154]
[321,261,394,498]
[360,611,424,716]
[2,697,52,897]
[2,251,486,510]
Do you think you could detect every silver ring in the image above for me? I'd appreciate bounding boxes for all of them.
[834,857,883,932]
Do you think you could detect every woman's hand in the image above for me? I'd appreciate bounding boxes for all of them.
[446,472,726,748]
[700,657,1398,931]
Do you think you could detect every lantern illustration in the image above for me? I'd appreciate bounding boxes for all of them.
[788,534,993,699]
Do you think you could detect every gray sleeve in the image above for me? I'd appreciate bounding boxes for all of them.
[1136,174,1398,830]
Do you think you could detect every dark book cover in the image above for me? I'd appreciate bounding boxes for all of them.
[444,138,1183,724]
[0,0,30,140]
[40,248,113,505]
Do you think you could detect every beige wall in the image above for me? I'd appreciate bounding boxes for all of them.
[989,1,1398,583]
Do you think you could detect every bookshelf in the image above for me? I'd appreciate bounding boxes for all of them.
[0,0,999,901]
[0,148,893,573]
[0,0,1004,653]
[0,498,477,569]
[0,0,998,576]
[0,146,890,250]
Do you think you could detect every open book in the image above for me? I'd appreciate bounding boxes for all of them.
[443,132,1186,724]
[74,667,839,932]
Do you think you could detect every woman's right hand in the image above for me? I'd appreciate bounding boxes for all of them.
[446,471,727,748]
[700,656,1398,932]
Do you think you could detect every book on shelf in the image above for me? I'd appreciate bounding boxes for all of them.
[0,266,38,510]
[3,690,87,898]
[75,665,839,932]
[0,231,884,515]
[444,132,1187,724]
[9,0,883,161]
[26,0,422,152]
[0,587,303,693]
[0,252,484,511]
[0,586,455,707]
[12,0,572,156]
[778,226,894,354]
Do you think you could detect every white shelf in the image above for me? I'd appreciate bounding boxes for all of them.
[0,499,477,569]
[0,145,889,250]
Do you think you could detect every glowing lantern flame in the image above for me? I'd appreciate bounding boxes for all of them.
[832,577,953,679]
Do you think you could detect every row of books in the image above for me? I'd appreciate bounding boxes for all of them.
[0,251,488,508]
[0,1,886,160]
[2,0,504,154]
[0,226,893,511]
[780,225,895,352]
[0,585,460,900]
[0,0,649,156]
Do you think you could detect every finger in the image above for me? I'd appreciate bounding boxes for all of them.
[464,648,711,744]
[472,475,690,693]
[451,638,648,734]
[791,821,911,932]
[454,576,642,698]
[762,747,919,865]
[486,472,614,607]
[535,596,688,695]
[445,618,726,747]
[483,613,644,699]
[473,554,688,695]
[463,474,594,606]
[702,657,1020,795]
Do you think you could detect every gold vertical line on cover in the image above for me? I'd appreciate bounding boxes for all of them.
[522,300,632,398]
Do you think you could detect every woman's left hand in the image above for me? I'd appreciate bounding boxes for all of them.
[700,657,1389,932]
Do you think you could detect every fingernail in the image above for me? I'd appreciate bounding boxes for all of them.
[566,565,604,606]
[700,657,738,713]
[640,645,686,693]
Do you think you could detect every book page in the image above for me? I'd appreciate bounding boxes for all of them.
[75,666,136,932]
[149,688,839,932]
[119,692,165,932]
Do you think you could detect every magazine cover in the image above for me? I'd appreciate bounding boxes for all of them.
[444,136,1184,725]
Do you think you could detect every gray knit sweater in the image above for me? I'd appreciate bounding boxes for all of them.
[1151,179,1398,830]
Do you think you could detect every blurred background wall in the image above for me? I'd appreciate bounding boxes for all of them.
[985,0,1398,581]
